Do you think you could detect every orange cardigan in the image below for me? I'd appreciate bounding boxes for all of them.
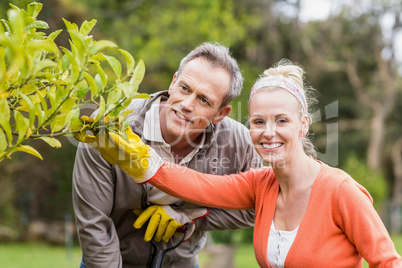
[148,162,402,267]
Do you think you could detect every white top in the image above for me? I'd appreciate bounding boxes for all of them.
[267,221,299,268]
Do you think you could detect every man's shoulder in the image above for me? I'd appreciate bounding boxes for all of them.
[213,117,253,147]
[125,91,166,113]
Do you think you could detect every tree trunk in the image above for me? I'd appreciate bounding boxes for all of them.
[390,138,402,234]
[367,111,386,171]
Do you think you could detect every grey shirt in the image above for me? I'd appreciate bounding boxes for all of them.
[72,91,262,268]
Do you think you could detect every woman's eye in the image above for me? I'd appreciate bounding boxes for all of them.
[254,119,264,125]
[277,118,287,124]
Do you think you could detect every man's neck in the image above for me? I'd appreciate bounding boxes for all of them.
[170,134,203,162]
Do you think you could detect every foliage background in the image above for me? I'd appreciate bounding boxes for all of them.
[0,0,401,244]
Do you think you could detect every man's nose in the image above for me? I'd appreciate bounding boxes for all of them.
[181,94,196,111]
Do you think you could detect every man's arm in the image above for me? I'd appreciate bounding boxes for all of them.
[72,143,122,268]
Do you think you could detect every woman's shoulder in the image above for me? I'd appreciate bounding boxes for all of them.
[316,162,372,202]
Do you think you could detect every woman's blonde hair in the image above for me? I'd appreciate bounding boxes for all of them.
[250,59,318,158]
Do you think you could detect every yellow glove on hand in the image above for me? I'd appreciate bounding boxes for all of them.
[133,205,208,243]
[74,116,163,182]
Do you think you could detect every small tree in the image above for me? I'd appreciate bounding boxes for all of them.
[0,2,147,162]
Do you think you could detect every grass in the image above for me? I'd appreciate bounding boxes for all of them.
[202,234,402,268]
[0,235,401,267]
[0,242,82,268]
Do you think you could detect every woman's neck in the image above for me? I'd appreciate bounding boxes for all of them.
[272,154,321,197]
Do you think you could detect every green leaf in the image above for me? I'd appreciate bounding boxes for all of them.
[96,65,107,89]
[13,145,43,160]
[33,59,57,73]
[14,110,29,143]
[50,113,67,133]
[19,93,36,128]
[77,86,90,99]
[0,47,6,82]
[95,96,105,123]
[84,72,99,97]
[26,20,49,30]
[35,88,48,115]
[27,2,43,19]
[80,19,97,36]
[109,106,124,117]
[60,98,76,114]
[106,89,122,107]
[62,18,79,32]
[119,49,135,76]
[67,30,87,64]
[47,86,57,110]
[103,55,122,79]
[21,83,37,95]
[70,118,84,132]
[0,98,12,145]
[89,40,117,55]
[9,3,21,11]
[119,81,132,98]
[121,120,131,133]
[48,29,62,41]
[61,54,70,72]
[129,59,145,90]
[34,102,45,126]
[36,136,62,148]
[8,9,24,42]
[133,93,150,99]
[27,39,59,56]
[0,128,6,153]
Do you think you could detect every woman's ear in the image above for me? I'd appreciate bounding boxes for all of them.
[300,115,309,137]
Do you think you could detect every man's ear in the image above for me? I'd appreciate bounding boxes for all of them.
[212,105,232,125]
[168,72,178,94]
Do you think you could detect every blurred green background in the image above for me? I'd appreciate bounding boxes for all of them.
[0,0,401,266]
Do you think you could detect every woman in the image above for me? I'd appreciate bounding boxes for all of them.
[83,60,402,267]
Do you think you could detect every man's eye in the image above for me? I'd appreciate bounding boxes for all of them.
[200,97,208,104]
[181,86,188,91]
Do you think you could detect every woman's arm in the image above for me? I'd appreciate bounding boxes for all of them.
[147,162,259,210]
[336,178,402,267]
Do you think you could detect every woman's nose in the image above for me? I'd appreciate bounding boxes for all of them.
[263,123,275,138]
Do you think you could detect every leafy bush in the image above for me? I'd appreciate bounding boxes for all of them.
[342,154,388,209]
[0,2,147,162]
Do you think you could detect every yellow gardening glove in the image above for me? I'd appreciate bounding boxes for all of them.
[74,116,163,182]
[133,205,209,243]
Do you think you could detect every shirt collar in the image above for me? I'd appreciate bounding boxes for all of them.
[143,96,164,143]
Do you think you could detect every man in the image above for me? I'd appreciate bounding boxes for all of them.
[73,42,262,268]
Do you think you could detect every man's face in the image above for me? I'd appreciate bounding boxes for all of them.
[160,57,232,145]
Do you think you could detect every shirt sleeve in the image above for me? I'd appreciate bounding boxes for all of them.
[196,128,261,231]
[335,178,402,267]
[150,162,258,210]
[72,143,122,268]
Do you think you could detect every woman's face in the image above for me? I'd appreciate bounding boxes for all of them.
[248,89,307,168]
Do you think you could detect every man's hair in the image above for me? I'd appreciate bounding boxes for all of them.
[177,42,243,108]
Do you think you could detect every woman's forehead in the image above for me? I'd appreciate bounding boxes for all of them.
[250,89,300,108]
